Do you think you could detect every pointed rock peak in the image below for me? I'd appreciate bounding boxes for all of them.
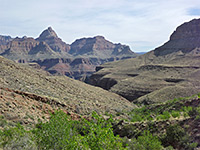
[47,26,53,31]
[38,26,58,39]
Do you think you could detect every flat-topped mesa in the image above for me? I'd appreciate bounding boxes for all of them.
[69,35,136,57]
[69,35,114,55]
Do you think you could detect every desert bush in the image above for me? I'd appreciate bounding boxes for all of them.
[130,107,154,122]
[33,110,125,150]
[0,117,7,127]
[182,106,192,113]
[188,107,200,117]
[130,114,143,122]
[123,130,163,150]
[156,111,171,121]
[33,110,82,150]
[81,112,124,150]
[0,123,36,150]
[171,110,180,118]
[1,111,125,150]
[161,124,197,150]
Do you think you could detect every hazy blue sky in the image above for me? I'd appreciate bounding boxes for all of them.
[1,0,200,52]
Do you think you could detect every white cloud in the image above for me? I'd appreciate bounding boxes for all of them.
[1,0,200,52]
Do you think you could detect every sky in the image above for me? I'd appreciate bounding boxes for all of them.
[1,0,200,52]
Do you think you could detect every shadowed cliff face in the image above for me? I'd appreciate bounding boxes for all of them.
[89,18,200,104]
[0,27,136,81]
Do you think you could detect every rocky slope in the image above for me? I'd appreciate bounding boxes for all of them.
[90,18,200,104]
[0,56,135,121]
[0,27,136,80]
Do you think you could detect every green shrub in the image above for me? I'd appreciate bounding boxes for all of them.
[33,110,125,150]
[129,107,154,122]
[165,146,174,150]
[188,107,200,117]
[162,124,185,148]
[195,114,200,120]
[81,112,124,150]
[198,93,200,98]
[0,111,125,150]
[131,114,143,122]
[171,111,180,118]
[183,112,189,118]
[162,124,197,150]
[125,131,163,150]
[196,106,200,114]
[194,106,200,120]
[157,111,171,120]
[34,110,86,149]
[0,124,36,150]
[182,106,192,112]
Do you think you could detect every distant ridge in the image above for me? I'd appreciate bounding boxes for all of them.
[0,27,136,81]
[135,52,147,55]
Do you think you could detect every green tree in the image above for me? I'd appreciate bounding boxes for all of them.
[34,111,83,150]
[162,124,197,150]
[81,112,124,150]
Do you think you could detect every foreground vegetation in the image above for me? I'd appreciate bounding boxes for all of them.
[129,95,200,122]
[125,95,200,150]
[1,108,198,150]
[0,111,121,150]
[1,95,200,149]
